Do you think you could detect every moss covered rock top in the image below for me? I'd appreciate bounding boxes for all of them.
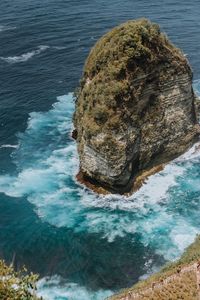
[84,18,184,78]
[75,19,188,131]
[74,19,190,137]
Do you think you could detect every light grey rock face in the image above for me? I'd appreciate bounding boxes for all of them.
[73,19,199,193]
[139,72,198,169]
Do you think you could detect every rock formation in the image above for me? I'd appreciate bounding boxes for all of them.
[73,19,199,194]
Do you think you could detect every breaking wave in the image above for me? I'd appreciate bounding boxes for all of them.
[0,144,19,149]
[37,276,113,300]
[0,45,68,64]
[0,25,16,32]
[0,45,50,63]
[0,87,199,264]
[0,81,199,299]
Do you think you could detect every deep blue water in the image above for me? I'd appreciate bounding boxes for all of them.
[0,1,200,299]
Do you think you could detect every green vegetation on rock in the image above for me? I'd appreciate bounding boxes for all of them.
[74,18,188,138]
[74,18,198,193]
[0,260,41,300]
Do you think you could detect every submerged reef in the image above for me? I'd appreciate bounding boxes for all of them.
[73,19,200,194]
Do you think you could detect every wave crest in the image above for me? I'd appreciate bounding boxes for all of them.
[37,276,113,300]
[0,144,19,149]
[0,25,16,32]
[0,45,50,63]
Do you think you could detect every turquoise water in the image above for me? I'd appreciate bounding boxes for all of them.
[0,84,200,299]
[1,0,200,299]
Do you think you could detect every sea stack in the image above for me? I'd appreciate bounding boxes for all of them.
[73,19,199,194]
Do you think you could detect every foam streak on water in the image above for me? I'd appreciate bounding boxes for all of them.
[0,85,200,299]
[37,277,112,300]
[0,25,16,32]
[0,45,50,63]
[0,144,18,149]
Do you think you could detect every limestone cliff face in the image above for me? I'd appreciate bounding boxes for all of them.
[73,19,199,193]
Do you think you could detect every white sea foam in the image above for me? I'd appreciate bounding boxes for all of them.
[0,84,200,264]
[52,46,67,50]
[194,80,200,97]
[0,45,50,63]
[139,262,161,281]
[0,45,68,64]
[37,276,113,300]
[0,25,16,32]
[0,46,199,300]
[0,144,18,149]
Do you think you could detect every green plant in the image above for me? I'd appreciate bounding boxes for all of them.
[74,18,189,142]
[0,260,41,300]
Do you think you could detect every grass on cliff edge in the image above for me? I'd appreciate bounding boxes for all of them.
[109,235,200,299]
[0,260,41,300]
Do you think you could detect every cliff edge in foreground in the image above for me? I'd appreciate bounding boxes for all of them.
[74,19,199,194]
[108,235,200,300]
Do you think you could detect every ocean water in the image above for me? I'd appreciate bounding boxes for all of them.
[0,1,200,299]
